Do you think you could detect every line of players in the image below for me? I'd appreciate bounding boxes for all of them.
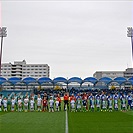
[0,91,133,112]
[0,93,61,112]
[68,92,133,112]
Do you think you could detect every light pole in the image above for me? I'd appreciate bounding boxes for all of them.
[127,27,133,67]
[0,27,7,76]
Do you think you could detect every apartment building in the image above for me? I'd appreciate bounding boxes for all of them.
[93,71,124,79]
[1,60,50,78]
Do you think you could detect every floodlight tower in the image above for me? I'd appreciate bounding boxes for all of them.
[127,27,133,67]
[0,27,7,76]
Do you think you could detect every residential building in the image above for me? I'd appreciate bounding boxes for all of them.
[1,60,50,78]
[124,68,133,78]
[93,71,124,79]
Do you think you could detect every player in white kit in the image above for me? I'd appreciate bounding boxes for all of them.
[37,94,42,112]
[3,97,7,112]
[17,97,22,112]
[0,96,2,111]
[11,97,16,112]
[24,96,29,112]
[49,97,54,112]
[55,98,59,111]
[30,97,35,111]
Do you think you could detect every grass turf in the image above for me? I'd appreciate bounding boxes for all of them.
[68,111,133,133]
[0,111,65,133]
[0,111,133,133]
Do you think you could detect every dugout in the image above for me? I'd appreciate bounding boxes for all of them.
[81,77,97,90]
[68,77,82,94]
[0,76,133,94]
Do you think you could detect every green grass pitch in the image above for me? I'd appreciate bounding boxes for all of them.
[0,111,133,133]
[0,112,65,133]
[68,111,133,133]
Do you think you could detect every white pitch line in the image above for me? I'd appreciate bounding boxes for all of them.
[65,110,68,133]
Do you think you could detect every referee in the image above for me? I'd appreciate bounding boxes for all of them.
[64,93,69,111]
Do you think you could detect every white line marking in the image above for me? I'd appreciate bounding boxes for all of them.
[65,110,68,133]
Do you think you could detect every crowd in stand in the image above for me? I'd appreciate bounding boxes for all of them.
[0,90,133,112]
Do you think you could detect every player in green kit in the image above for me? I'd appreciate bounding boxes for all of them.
[90,97,95,112]
[102,98,107,112]
[108,97,113,112]
[7,94,11,111]
[95,94,101,112]
[121,94,126,112]
[113,93,119,111]
[76,97,82,112]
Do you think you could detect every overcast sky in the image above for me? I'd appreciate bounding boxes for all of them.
[0,1,133,78]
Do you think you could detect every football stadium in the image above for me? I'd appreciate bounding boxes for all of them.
[0,1,133,133]
[0,76,133,133]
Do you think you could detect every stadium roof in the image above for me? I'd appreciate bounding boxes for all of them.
[23,77,37,85]
[83,77,97,84]
[68,77,82,84]
[0,77,7,85]
[8,77,21,85]
[99,77,112,84]
[53,77,67,84]
[38,77,53,84]
[0,76,132,86]
[128,77,133,84]
[113,77,127,85]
